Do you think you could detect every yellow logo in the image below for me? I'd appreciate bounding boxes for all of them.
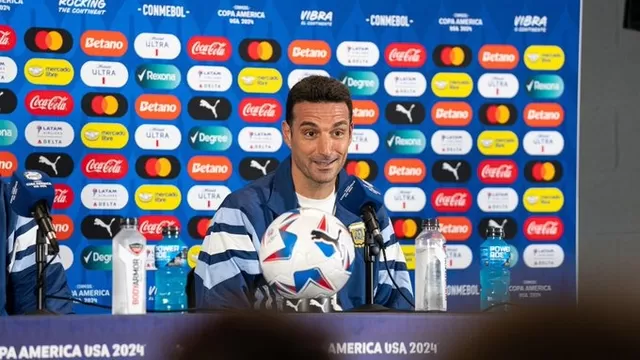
[348,222,366,248]
[401,245,415,271]
[187,245,201,269]
[81,122,129,149]
[523,45,565,71]
[237,67,283,94]
[523,188,564,213]
[24,58,74,86]
[477,130,519,156]
[134,184,182,211]
[431,72,473,98]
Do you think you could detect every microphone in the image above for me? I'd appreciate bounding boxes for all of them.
[337,175,385,247]
[8,170,59,254]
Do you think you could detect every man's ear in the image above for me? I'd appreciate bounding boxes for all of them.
[282,120,292,148]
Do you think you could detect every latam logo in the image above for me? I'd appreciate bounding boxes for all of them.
[336,41,380,67]
[187,185,231,210]
[187,36,232,62]
[523,216,564,241]
[477,45,519,70]
[437,216,472,241]
[24,120,74,148]
[352,100,379,125]
[238,98,282,122]
[477,160,518,184]
[0,25,17,52]
[238,127,282,152]
[431,188,472,212]
[384,71,427,97]
[523,103,564,127]
[53,184,74,210]
[431,130,473,155]
[81,184,128,210]
[134,32,181,60]
[431,102,472,127]
[135,94,181,120]
[25,90,74,117]
[383,187,427,212]
[384,43,426,68]
[81,92,127,118]
[138,215,181,241]
[523,244,564,268]
[80,30,128,57]
[476,187,519,213]
[187,65,232,92]
[81,154,128,180]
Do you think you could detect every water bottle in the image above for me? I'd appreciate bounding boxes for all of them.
[414,218,447,311]
[112,217,147,315]
[154,225,188,312]
[480,225,511,311]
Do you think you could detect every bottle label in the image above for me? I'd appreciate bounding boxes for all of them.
[480,245,511,268]
[154,244,188,268]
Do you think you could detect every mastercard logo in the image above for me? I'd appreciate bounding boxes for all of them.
[524,160,563,183]
[391,217,422,240]
[135,155,181,179]
[239,38,282,63]
[344,159,378,181]
[433,44,472,68]
[479,103,517,126]
[188,216,213,240]
[24,27,73,53]
[81,92,128,118]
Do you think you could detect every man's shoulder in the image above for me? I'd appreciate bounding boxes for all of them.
[220,174,274,215]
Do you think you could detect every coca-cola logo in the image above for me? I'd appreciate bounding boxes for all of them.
[0,25,16,51]
[81,154,128,180]
[53,184,74,210]
[138,215,181,241]
[477,160,518,184]
[238,98,282,123]
[25,90,74,116]
[187,36,232,62]
[524,216,564,241]
[431,188,472,212]
[384,43,427,68]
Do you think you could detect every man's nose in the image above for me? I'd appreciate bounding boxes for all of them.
[317,134,332,155]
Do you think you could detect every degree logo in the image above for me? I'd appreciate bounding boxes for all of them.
[344,159,378,181]
[81,122,129,149]
[430,72,473,98]
[433,45,472,67]
[524,45,565,71]
[524,160,563,183]
[237,67,283,94]
[352,100,379,125]
[525,75,564,99]
[135,64,181,90]
[384,158,426,183]
[81,92,128,118]
[188,126,233,151]
[523,103,564,127]
[135,94,181,120]
[24,58,74,86]
[339,71,379,96]
[477,45,519,70]
[288,40,331,65]
[479,103,518,126]
[431,102,472,127]
[135,155,181,179]
[24,27,73,53]
[477,130,519,156]
[239,38,282,63]
[0,152,17,178]
[135,184,182,211]
[188,156,233,181]
[523,187,565,213]
[80,30,128,57]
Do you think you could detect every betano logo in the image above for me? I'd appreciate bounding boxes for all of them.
[24,58,74,86]
[477,130,519,156]
[340,71,379,96]
[433,45,472,67]
[237,67,283,94]
[525,74,564,99]
[523,45,565,71]
[0,151,16,177]
[431,72,473,98]
[188,126,233,151]
[135,184,182,211]
[437,216,472,241]
[135,94,181,120]
[477,45,519,70]
[188,156,232,181]
[51,214,73,240]
[352,100,379,125]
[80,30,128,57]
[523,103,564,127]
[384,158,426,183]
[386,130,426,154]
[288,40,331,65]
[81,92,128,117]
[81,122,129,149]
[479,103,518,126]
[523,187,564,213]
[24,27,73,53]
[135,64,181,90]
[431,102,472,126]
[0,120,17,146]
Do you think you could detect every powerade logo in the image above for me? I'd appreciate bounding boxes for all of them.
[81,245,112,270]
[339,71,379,96]
[188,126,233,151]
[525,75,564,99]
[0,120,17,146]
[135,64,181,90]
[386,130,426,154]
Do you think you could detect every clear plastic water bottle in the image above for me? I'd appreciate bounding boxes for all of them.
[414,218,447,311]
[112,217,147,315]
[154,225,188,312]
[480,225,511,312]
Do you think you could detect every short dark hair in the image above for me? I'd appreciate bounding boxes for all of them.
[285,75,352,126]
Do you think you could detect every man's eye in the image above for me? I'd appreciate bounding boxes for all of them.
[334,130,345,137]
[304,131,316,137]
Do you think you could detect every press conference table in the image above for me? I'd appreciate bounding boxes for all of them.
[0,312,498,359]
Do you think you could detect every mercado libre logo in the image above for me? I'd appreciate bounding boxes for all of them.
[135,64,181,90]
[24,27,73,53]
[81,92,128,118]
[24,58,74,86]
[340,71,379,96]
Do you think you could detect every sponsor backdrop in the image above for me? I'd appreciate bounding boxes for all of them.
[0,0,580,313]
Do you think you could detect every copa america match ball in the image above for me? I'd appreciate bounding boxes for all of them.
[258,207,356,300]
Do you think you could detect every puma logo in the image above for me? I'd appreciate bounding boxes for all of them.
[199,99,221,118]
[311,229,341,246]
[39,155,61,175]
[250,159,270,175]
[94,217,116,238]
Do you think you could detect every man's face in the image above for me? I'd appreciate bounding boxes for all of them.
[283,101,352,186]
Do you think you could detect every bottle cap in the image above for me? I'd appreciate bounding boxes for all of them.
[421,218,439,229]
[486,226,505,238]
[162,225,180,237]
[120,217,138,226]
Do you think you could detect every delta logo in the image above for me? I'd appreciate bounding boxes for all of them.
[431,188,472,212]
[24,27,73,53]
[187,36,232,62]
[352,100,379,125]
[479,103,518,126]
[384,158,426,184]
[81,93,127,118]
[384,43,427,68]
[51,214,73,241]
[431,102,472,126]
[478,160,518,184]
[135,184,182,211]
[238,98,282,123]
[0,152,17,178]
[135,94,181,120]
[523,103,564,127]
[0,25,17,51]
[80,30,128,57]
[391,217,422,240]
[139,215,181,241]
[524,160,563,183]
[288,40,331,65]
[81,154,128,180]
[524,216,564,241]
[433,45,472,68]
[135,155,181,180]
[25,90,74,117]
[437,216,472,241]
[239,38,282,63]
[344,159,378,181]
[187,155,233,181]
[477,45,519,70]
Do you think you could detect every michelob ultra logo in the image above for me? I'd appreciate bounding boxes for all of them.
[135,64,181,90]
[135,184,182,211]
[525,74,564,99]
[386,130,426,154]
[523,187,564,213]
[430,72,473,98]
[81,122,129,149]
[477,130,519,156]
[237,67,283,94]
[523,45,565,71]
[24,58,74,86]
[339,71,379,96]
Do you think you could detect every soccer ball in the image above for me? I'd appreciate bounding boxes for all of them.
[258,207,356,300]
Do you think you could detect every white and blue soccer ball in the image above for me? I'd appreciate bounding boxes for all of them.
[258,207,355,300]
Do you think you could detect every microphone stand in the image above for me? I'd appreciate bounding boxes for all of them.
[27,227,55,315]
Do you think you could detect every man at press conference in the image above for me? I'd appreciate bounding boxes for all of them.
[193,75,414,312]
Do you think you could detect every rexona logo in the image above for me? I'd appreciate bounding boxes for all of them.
[477,130,519,156]
[477,73,519,99]
[135,184,182,211]
[288,40,331,65]
[437,216,472,241]
[384,71,427,97]
[431,72,473,98]
[476,187,519,213]
[523,131,564,156]
[384,158,426,183]
[433,45,472,67]
[135,155,181,179]
[336,41,380,67]
[80,30,128,57]
[340,71,379,96]
[0,88,17,114]
[135,64,181,90]
[134,124,181,150]
[524,160,563,183]
[188,155,233,181]
[80,184,128,210]
[237,67,283,94]
[385,43,427,68]
[431,102,472,126]
[524,216,564,241]
[0,57,17,83]
[239,157,279,181]
[81,92,127,117]
[0,25,17,52]
[53,184,74,210]
[25,152,74,178]
[81,154,128,180]
[0,120,17,146]
[239,38,282,63]
[82,215,124,240]
[135,94,181,120]
[386,101,425,125]
[188,126,233,151]
[523,103,564,127]
[478,217,518,240]
[0,152,17,178]
[24,58,74,86]
[431,160,472,183]
[134,32,181,60]
[523,187,564,213]
[348,129,380,154]
[431,188,472,212]
[51,214,73,241]
[479,103,517,126]
[430,130,473,155]
[345,159,378,181]
[79,61,128,88]
[25,120,74,148]
[81,245,112,270]
[523,45,565,71]
[477,159,518,184]
[187,185,231,211]
[187,36,232,62]
[386,130,426,154]
[391,217,422,240]
[81,122,129,149]
[238,98,282,123]
[238,127,283,153]
[139,215,181,241]
[188,96,232,121]
[525,75,564,99]
[24,27,73,53]
[477,45,519,70]
[25,90,73,117]
[352,100,379,125]
[187,65,233,92]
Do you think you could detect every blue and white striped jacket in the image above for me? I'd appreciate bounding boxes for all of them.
[194,157,414,311]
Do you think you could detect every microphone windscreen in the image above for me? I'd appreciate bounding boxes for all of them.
[337,175,384,215]
[9,170,54,217]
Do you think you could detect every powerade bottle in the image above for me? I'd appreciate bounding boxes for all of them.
[154,225,188,312]
[112,217,147,315]
[480,225,511,312]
